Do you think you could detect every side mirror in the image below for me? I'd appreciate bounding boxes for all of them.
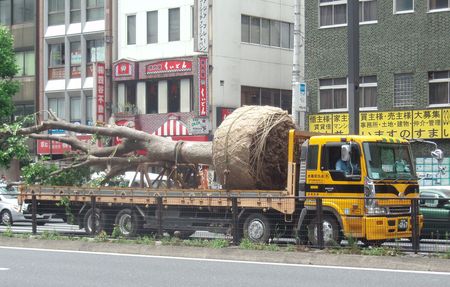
[341,145,350,161]
[431,148,444,163]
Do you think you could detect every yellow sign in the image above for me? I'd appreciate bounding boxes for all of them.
[308,114,333,134]
[360,111,413,138]
[308,108,450,139]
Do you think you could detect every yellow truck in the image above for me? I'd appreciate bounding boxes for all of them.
[19,130,425,245]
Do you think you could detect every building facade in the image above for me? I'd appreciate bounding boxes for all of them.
[37,0,112,155]
[305,0,450,153]
[0,0,36,121]
[113,0,294,139]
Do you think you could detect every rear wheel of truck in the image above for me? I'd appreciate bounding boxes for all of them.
[114,209,141,237]
[307,215,341,246]
[84,208,109,235]
[243,213,271,243]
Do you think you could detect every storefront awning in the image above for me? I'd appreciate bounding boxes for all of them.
[153,119,189,136]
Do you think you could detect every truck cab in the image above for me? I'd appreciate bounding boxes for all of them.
[289,131,423,245]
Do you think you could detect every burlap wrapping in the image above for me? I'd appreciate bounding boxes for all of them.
[212,106,296,190]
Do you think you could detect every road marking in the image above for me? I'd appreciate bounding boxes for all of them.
[0,245,449,276]
[0,268,10,271]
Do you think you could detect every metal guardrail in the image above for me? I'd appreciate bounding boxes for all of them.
[1,193,449,254]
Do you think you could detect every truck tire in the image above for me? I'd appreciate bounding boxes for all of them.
[243,213,271,243]
[307,215,341,246]
[114,208,141,237]
[1,210,12,226]
[84,208,109,235]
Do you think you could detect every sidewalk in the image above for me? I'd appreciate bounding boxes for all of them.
[0,237,449,273]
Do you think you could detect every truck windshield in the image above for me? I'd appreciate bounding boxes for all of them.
[363,142,416,180]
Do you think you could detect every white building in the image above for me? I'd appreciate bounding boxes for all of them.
[38,0,111,155]
[113,0,294,139]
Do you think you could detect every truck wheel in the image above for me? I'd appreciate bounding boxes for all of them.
[114,209,140,237]
[84,208,108,235]
[243,213,271,243]
[307,215,341,246]
[1,210,12,225]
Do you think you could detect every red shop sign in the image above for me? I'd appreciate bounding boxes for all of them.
[96,62,106,123]
[145,60,192,75]
[198,56,208,117]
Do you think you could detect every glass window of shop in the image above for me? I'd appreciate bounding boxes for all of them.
[168,79,181,113]
[146,81,158,114]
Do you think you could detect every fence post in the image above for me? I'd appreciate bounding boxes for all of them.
[316,197,324,249]
[90,195,96,236]
[31,193,37,235]
[156,196,163,238]
[232,196,241,245]
[411,198,420,254]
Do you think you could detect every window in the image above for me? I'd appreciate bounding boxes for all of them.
[13,0,34,24]
[86,39,104,77]
[86,96,93,125]
[250,17,260,44]
[168,79,180,112]
[241,15,293,49]
[48,0,65,26]
[0,0,11,25]
[359,76,377,108]
[87,39,104,63]
[48,43,65,80]
[241,15,250,42]
[270,20,280,47]
[70,0,81,23]
[48,97,65,119]
[169,8,180,42]
[394,0,414,13]
[429,71,450,105]
[146,81,158,114]
[319,0,347,27]
[360,0,377,22]
[281,22,290,48]
[307,145,319,170]
[126,82,136,107]
[147,11,158,44]
[87,0,104,21]
[70,41,81,78]
[127,15,136,45]
[15,50,35,76]
[394,73,414,107]
[429,0,450,11]
[261,18,270,45]
[70,97,81,123]
[241,86,292,113]
[319,78,347,110]
[49,43,65,67]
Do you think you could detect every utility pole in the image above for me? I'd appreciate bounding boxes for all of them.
[292,0,305,130]
[348,0,360,135]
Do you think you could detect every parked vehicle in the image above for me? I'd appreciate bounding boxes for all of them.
[19,133,426,245]
[419,186,450,239]
[0,184,51,226]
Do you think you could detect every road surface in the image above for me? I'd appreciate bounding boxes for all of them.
[0,246,449,287]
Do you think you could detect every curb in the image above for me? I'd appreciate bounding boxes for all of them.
[0,237,449,272]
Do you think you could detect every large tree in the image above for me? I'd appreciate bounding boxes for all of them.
[0,26,19,120]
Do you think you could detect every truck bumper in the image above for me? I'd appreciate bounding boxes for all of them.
[364,215,423,241]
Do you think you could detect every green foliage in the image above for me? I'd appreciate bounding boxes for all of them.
[135,235,156,245]
[0,26,20,120]
[181,238,230,249]
[40,230,61,240]
[21,158,91,186]
[239,238,280,251]
[56,196,76,224]
[95,231,109,242]
[2,224,13,237]
[0,117,33,168]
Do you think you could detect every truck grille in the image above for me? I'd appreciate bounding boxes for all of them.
[387,206,411,215]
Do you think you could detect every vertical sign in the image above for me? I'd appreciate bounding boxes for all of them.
[195,0,209,52]
[299,83,306,111]
[198,56,208,117]
[95,62,106,123]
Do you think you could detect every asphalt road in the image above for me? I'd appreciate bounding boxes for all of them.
[0,246,449,287]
